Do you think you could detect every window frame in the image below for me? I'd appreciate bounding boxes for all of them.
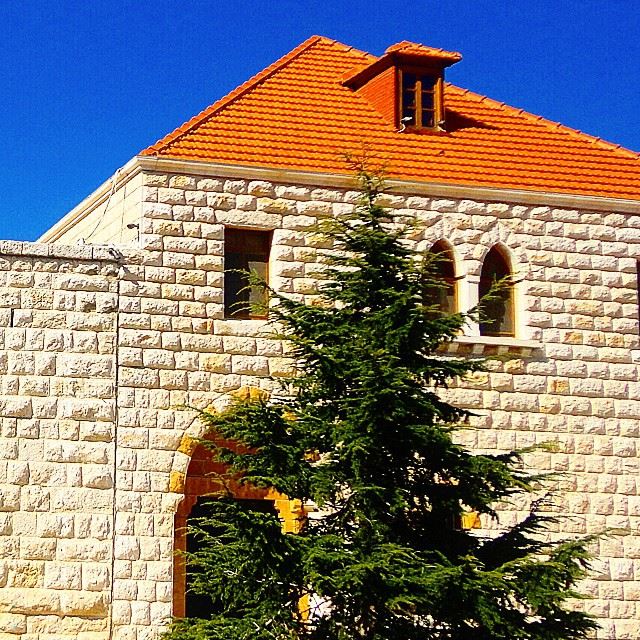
[478,245,515,338]
[398,67,444,131]
[424,240,458,315]
[224,227,272,320]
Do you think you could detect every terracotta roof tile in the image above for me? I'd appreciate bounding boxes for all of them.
[384,40,462,63]
[141,36,640,201]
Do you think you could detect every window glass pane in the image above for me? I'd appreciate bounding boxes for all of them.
[402,108,416,126]
[419,74,436,88]
[425,279,456,315]
[421,91,434,110]
[403,86,416,122]
[421,110,435,128]
[424,243,456,315]
[224,253,249,317]
[224,229,271,318]
[421,88,435,127]
[403,73,417,88]
[247,259,268,312]
[403,91,416,109]
[479,247,514,336]
[402,73,418,126]
[443,280,456,314]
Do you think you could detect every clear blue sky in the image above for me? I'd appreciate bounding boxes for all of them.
[1,0,639,241]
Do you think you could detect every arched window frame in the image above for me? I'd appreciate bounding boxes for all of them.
[423,240,458,315]
[478,244,515,338]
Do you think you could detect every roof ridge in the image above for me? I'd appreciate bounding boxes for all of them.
[319,36,377,61]
[446,83,640,161]
[386,40,462,61]
[141,35,328,156]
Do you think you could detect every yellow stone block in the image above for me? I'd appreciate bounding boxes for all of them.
[60,592,107,617]
[549,379,569,394]
[231,386,270,402]
[269,357,295,378]
[12,565,41,588]
[563,331,582,345]
[169,471,186,493]
[504,359,525,374]
[539,395,560,414]
[460,511,482,530]
[201,355,231,373]
[177,434,197,456]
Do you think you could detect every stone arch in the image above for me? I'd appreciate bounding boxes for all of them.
[429,239,459,274]
[170,386,306,617]
[473,229,528,280]
[168,385,272,498]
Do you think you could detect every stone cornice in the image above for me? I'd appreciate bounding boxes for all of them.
[0,240,120,261]
[135,157,640,214]
[40,156,639,242]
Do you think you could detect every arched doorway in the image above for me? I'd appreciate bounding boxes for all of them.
[173,437,306,618]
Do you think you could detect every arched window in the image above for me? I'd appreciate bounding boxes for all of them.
[424,240,457,315]
[479,245,514,337]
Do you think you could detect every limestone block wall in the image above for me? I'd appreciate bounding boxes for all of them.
[41,172,143,246]
[0,243,119,639]
[0,168,639,639]
[126,170,640,640]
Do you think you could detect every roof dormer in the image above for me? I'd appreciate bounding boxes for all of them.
[343,41,462,132]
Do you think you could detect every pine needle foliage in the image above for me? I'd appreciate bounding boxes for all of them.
[164,165,598,640]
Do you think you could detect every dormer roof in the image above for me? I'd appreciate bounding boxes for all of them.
[342,40,461,89]
[385,40,462,63]
[140,35,640,201]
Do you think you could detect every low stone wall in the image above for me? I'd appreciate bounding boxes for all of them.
[0,243,119,639]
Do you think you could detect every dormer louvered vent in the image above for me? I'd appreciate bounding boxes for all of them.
[343,41,462,132]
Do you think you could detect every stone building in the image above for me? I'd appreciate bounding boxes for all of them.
[1,36,640,639]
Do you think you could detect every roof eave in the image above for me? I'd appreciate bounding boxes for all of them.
[39,156,640,243]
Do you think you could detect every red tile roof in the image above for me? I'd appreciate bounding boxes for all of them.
[141,36,640,201]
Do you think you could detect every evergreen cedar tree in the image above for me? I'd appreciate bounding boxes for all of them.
[165,166,598,640]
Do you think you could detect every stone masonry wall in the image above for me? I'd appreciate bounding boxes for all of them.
[0,243,119,639]
[0,169,639,639]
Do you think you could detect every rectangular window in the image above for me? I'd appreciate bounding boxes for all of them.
[400,70,439,129]
[224,228,271,319]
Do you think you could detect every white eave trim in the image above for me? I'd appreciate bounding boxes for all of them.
[40,155,640,241]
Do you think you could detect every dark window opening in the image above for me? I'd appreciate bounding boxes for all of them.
[224,228,271,319]
[479,246,514,337]
[185,497,278,619]
[401,71,438,129]
[424,241,457,315]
